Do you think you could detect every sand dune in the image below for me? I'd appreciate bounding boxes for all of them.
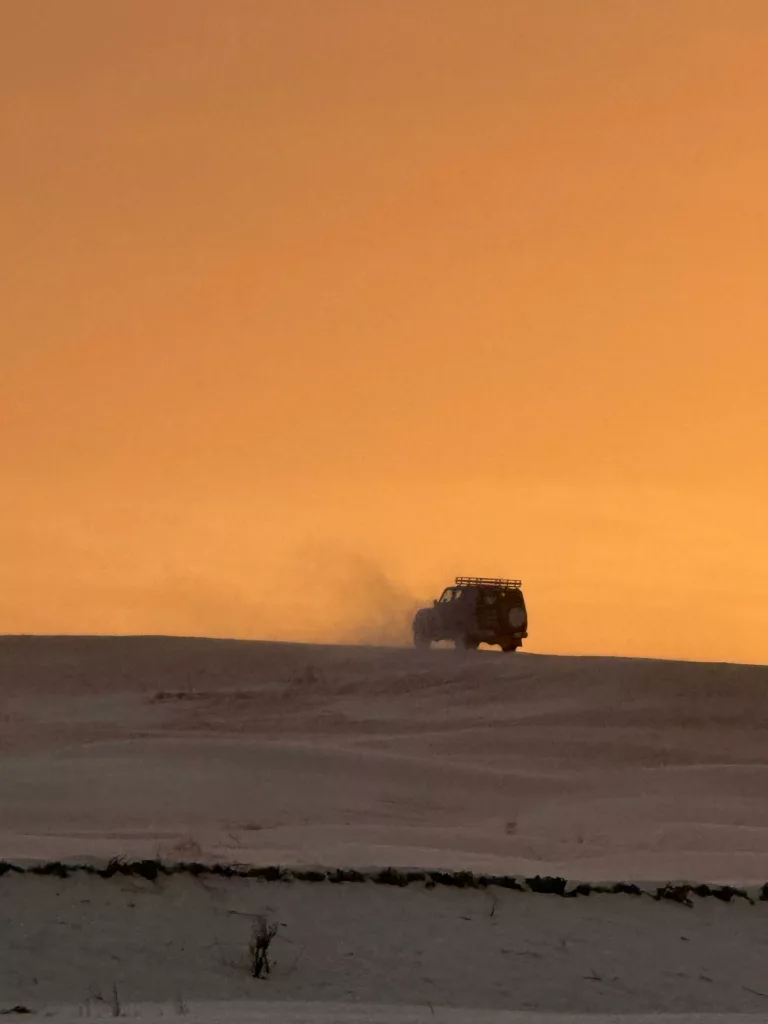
[14,1006,768,1024]
[3,636,768,1018]
[1,636,767,880]
[3,870,768,1015]
[20,1008,753,1024]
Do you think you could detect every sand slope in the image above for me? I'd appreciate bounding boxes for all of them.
[3,872,768,1014]
[3,636,768,1018]
[15,1007,768,1024]
[1,636,767,881]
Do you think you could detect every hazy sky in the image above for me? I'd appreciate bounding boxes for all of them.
[2,0,766,662]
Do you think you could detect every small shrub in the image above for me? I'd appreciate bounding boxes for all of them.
[485,875,524,891]
[292,869,327,882]
[453,871,478,889]
[88,983,121,1017]
[375,867,407,887]
[30,862,70,878]
[526,875,567,895]
[655,883,693,907]
[328,868,365,883]
[175,861,207,876]
[610,882,642,895]
[133,860,163,881]
[98,858,128,879]
[427,871,453,887]
[107,983,121,1018]
[248,916,278,979]
[404,870,427,884]
[247,866,285,881]
[711,885,750,903]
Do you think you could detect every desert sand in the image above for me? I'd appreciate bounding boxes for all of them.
[2,636,768,1020]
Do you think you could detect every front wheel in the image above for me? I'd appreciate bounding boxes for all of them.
[500,640,520,652]
[413,633,431,649]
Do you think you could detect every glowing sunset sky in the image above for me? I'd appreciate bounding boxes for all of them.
[2,1,766,662]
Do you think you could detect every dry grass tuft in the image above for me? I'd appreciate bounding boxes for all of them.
[248,915,278,979]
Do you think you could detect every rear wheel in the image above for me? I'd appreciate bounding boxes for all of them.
[456,635,479,650]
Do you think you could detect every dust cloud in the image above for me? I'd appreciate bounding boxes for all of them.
[128,550,427,646]
[0,546,428,648]
[288,546,428,646]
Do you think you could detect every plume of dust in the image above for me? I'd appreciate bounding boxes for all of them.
[40,547,430,646]
[288,545,429,646]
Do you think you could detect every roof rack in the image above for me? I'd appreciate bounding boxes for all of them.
[455,576,521,589]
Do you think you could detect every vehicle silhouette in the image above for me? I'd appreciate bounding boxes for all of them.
[412,576,528,651]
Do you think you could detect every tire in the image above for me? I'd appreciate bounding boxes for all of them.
[500,640,520,652]
[413,633,431,649]
[507,608,526,630]
[456,635,479,650]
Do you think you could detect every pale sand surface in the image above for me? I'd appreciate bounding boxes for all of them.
[3,873,768,1014]
[2,636,768,1019]
[24,1010,768,1024]
[1,636,767,880]
[20,1009,768,1024]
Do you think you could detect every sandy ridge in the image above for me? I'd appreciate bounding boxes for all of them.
[3,635,768,880]
[5,638,768,1017]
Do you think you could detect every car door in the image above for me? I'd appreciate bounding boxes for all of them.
[450,587,477,634]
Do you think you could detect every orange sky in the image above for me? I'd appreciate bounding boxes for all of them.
[2,0,766,663]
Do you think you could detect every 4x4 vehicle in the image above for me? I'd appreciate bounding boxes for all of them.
[412,577,528,651]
